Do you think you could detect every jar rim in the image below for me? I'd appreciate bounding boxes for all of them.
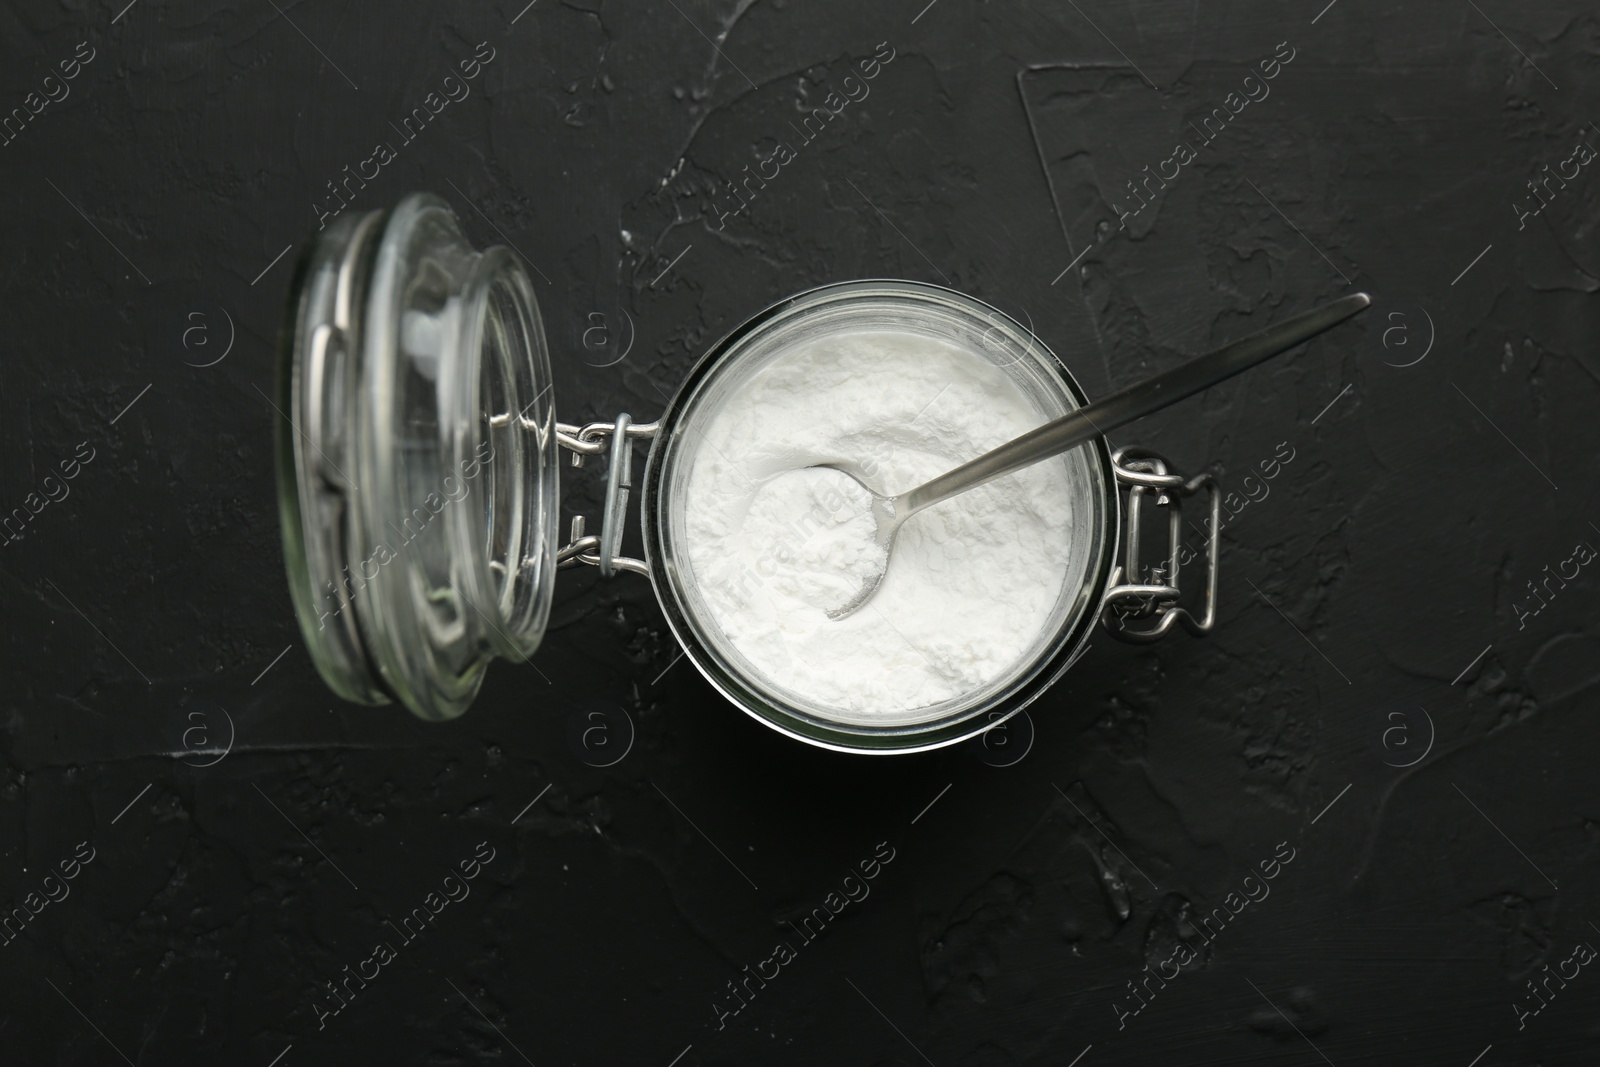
[639,278,1119,754]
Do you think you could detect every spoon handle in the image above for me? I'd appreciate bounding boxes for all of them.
[898,292,1371,518]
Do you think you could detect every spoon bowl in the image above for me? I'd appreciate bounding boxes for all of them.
[806,461,901,619]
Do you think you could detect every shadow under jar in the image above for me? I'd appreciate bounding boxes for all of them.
[275,193,1221,755]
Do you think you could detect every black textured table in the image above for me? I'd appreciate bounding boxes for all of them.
[3,1,1597,1064]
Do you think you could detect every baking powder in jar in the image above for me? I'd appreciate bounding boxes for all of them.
[681,327,1078,717]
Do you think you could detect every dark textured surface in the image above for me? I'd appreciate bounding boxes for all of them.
[3,0,1598,1064]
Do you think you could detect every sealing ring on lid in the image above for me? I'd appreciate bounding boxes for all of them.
[274,193,559,721]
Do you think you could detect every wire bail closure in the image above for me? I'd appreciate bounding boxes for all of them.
[1101,446,1220,642]
[555,416,657,577]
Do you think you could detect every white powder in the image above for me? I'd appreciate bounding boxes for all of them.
[681,328,1077,717]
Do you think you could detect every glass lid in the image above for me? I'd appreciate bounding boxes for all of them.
[274,193,559,721]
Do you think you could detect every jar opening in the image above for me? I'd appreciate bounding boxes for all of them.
[641,280,1117,752]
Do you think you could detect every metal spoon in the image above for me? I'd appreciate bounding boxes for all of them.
[818,292,1371,620]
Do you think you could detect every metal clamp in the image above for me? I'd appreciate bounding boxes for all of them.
[554,416,657,577]
[1100,446,1219,642]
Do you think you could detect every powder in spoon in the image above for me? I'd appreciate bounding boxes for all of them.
[738,467,888,613]
[681,327,1079,717]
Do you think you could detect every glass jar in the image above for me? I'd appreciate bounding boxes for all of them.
[275,193,1221,755]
